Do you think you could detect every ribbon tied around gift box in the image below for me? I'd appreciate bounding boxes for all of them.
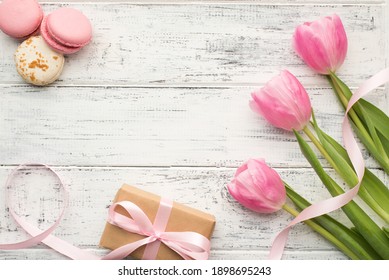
[0,164,211,260]
[104,199,211,260]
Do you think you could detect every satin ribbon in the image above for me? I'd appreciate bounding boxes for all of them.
[0,163,99,259]
[102,200,211,260]
[0,164,210,260]
[268,67,389,259]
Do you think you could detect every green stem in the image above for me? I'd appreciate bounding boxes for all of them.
[357,185,389,224]
[328,73,389,170]
[302,126,343,176]
[328,74,369,134]
[333,82,373,143]
[294,130,389,259]
[307,121,389,224]
[285,184,381,259]
[282,204,360,260]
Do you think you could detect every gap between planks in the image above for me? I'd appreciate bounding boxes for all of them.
[0,83,386,90]
[38,1,386,6]
[0,164,366,170]
[0,248,348,260]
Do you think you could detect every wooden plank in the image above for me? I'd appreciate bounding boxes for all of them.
[0,4,385,86]
[0,85,386,167]
[40,1,385,4]
[210,250,347,260]
[0,249,347,260]
[0,166,385,259]
[1,0,387,262]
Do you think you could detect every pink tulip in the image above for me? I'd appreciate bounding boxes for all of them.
[227,159,286,213]
[293,14,348,74]
[250,70,312,131]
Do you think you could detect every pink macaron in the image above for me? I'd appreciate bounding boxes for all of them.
[0,0,43,39]
[41,7,92,54]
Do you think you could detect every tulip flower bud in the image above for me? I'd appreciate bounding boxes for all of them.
[293,14,348,75]
[250,70,312,131]
[227,159,286,213]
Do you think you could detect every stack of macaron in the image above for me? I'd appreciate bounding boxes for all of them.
[0,0,92,86]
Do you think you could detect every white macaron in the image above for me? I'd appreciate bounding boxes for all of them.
[14,36,65,86]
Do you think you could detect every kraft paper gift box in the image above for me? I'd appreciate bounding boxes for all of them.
[100,184,216,260]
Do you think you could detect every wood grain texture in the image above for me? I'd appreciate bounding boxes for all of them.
[0,4,385,86]
[1,166,381,259]
[40,1,385,4]
[0,249,348,260]
[0,85,386,167]
[0,1,388,260]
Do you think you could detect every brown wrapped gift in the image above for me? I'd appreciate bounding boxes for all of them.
[99,184,216,260]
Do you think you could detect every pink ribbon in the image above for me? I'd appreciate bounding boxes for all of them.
[102,199,211,260]
[0,164,211,260]
[268,68,389,259]
[0,163,99,259]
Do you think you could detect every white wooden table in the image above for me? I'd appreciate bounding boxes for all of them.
[0,0,388,260]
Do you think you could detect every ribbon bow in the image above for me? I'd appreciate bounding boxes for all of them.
[0,164,211,260]
[102,199,211,260]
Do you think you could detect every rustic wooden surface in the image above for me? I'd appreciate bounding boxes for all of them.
[0,1,388,260]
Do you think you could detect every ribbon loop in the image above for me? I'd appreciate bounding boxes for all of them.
[268,67,389,259]
[1,164,211,260]
[106,198,211,260]
[0,164,99,260]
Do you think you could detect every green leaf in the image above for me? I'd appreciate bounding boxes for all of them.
[319,129,352,165]
[282,203,361,260]
[359,105,387,158]
[359,98,389,142]
[328,73,360,114]
[285,184,381,259]
[360,169,389,222]
[328,72,389,173]
[384,227,389,239]
[328,73,365,120]
[294,130,389,259]
[317,128,389,223]
[319,128,352,165]
[311,114,358,187]
[351,121,389,173]
[294,130,334,188]
[378,131,389,156]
